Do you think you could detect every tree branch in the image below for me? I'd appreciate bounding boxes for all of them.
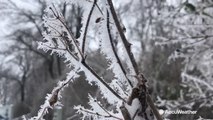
[106,0,162,120]
[147,95,162,120]
[49,5,84,60]
[43,6,126,102]
[107,0,139,75]
[106,10,133,88]
[78,107,122,120]
[95,99,123,120]
[82,61,125,102]
[82,0,97,57]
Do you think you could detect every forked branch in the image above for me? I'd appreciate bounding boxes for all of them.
[46,5,126,102]
[106,0,163,120]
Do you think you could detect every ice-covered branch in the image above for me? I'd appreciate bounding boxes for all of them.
[75,95,123,120]
[30,0,163,119]
[106,0,139,76]
[106,0,162,120]
[41,5,83,61]
[29,75,74,120]
[182,73,213,91]
[81,0,97,56]
[106,10,133,88]
[40,4,125,103]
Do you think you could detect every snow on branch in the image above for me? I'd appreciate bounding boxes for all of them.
[106,0,138,78]
[96,8,133,96]
[32,3,125,119]
[29,71,76,120]
[39,4,83,62]
[75,94,123,120]
[105,0,162,119]
[181,72,213,92]
[29,0,162,120]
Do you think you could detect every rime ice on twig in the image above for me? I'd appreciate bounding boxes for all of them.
[30,0,162,120]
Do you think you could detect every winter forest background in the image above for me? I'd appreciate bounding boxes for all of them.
[0,0,213,120]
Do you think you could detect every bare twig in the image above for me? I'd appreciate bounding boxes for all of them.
[8,0,43,36]
[15,34,49,60]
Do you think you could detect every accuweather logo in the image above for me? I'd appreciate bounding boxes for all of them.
[159,109,197,115]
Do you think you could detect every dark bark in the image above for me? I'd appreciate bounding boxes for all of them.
[106,0,163,120]
[57,57,62,76]
[20,74,26,102]
[48,56,55,79]
[20,84,25,102]
[75,7,82,38]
